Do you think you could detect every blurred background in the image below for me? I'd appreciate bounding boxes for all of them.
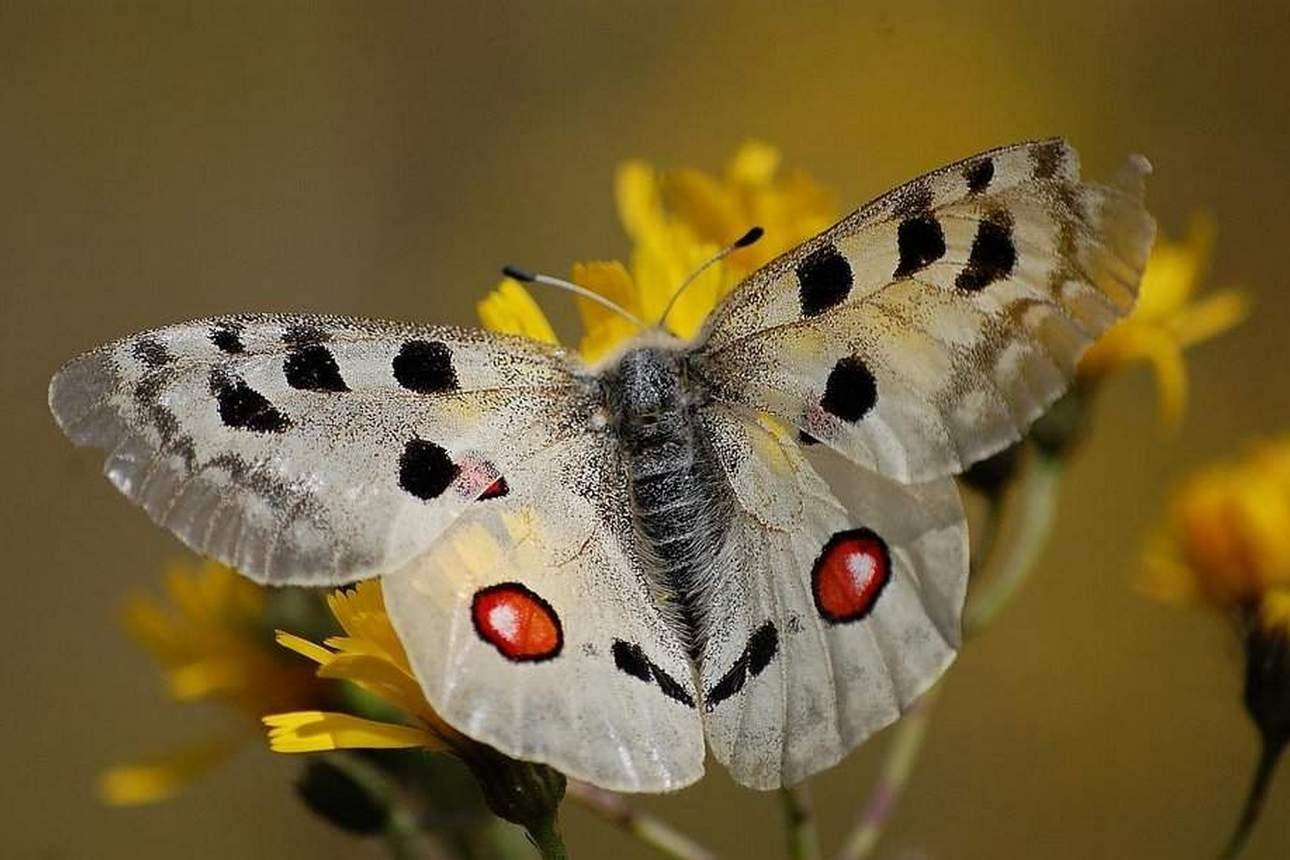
[4,2,1289,857]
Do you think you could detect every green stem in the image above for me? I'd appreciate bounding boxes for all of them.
[564,780,714,860]
[780,783,823,860]
[528,818,568,860]
[964,452,1064,635]
[1219,739,1286,860]
[836,686,941,860]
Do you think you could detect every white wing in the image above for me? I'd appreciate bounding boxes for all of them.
[383,428,706,793]
[693,140,1155,482]
[49,314,592,585]
[695,406,966,789]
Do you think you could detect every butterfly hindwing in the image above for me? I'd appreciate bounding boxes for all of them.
[383,429,706,792]
[49,313,591,585]
[694,406,966,788]
[694,139,1156,482]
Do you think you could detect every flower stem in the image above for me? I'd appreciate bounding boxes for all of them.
[565,780,715,860]
[780,783,823,860]
[964,451,1064,635]
[1219,738,1286,860]
[837,448,1065,860]
[836,686,941,860]
[527,818,568,860]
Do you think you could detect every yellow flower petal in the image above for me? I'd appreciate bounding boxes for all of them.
[571,261,643,362]
[98,735,241,806]
[316,653,428,720]
[275,630,333,665]
[476,279,560,345]
[726,140,782,187]
[615,160,664,243]
[264,711,440,753]
[1144,437,1290,613]
[663,167,744,246]
[1260,589,1290,633]
[1170,289,1250,347]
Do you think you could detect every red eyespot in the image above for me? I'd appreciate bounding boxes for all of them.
[471,583,562,662]
[811,528,891,623]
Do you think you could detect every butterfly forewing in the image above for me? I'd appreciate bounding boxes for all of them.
[694,139,1156,482]
[49,313,591,585]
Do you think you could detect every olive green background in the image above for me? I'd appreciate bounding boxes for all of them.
[4,2,1289,858]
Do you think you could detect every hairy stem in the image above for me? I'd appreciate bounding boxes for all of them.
[781,782,823,860]
[565,780,715,860]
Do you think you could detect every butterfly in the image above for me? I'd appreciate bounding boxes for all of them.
[49,140,1154,792]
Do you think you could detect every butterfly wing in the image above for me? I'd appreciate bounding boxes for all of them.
[382,427,706,792]
[695,405,966,789]
[49,314,592,585]
[692,139,1155,482]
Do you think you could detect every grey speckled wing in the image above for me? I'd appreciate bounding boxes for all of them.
[49,313,592,585]
[693,139,1156,482]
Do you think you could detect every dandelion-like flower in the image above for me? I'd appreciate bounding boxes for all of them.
[99,561,320,805]
[1079,214,1248,424]
[478,140,837,361]
[1142,436,1290,610]
[1142,437,1290,857]
[264,581,469,756]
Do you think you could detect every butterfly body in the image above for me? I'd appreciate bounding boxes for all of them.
[50,140,1156,792]
[606,342,735,654]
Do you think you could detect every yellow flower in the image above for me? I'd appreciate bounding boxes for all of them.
[1142,437,1290,612]
[263,580,472,758]
[476,141,836,362]
[100,561,320,805]
[1079,214,1248,424]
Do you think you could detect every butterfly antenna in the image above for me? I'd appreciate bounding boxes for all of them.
[656,226,763,330]
[501,266,644,327]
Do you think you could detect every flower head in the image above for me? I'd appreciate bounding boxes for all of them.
[1142,437,1290,613]
[1079,214,1248,424]
[264,580,469,756]
[477,141,836,362]
[100,561,321,805]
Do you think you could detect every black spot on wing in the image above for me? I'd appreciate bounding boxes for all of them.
[821,356,877,423]
[964,158,994,193]
[398,438,458,501]
[209,369,290,434]
[210,323,245,354]
[283,344,349,392]
[956,211,1016,292]
[797,430,821,446]
[705,621,779,710]
[611,640,652,682]
[893,213,946,278]
[393,340,459,394]
[132,338,172,368]
[796,244,853,317]
[611,639,696,708]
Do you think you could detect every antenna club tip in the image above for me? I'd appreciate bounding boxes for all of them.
[734,225,765,248]
[501,265,535,282]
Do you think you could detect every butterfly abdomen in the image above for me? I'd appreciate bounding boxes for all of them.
[607,347,733,654]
